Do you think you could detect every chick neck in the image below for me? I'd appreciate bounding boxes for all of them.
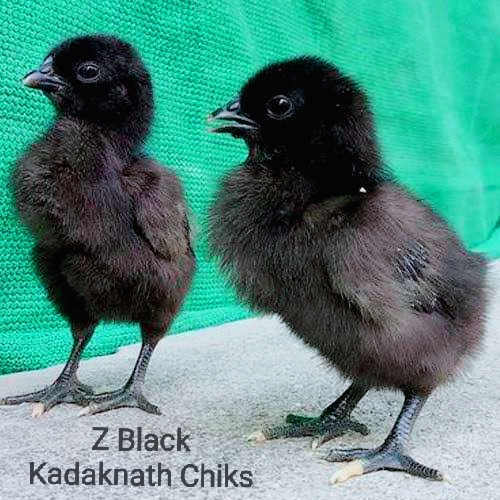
[57,83,153,155]
[247,127,384,201]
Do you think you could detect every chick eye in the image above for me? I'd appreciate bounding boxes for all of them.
[76,62,100,83]
[266,95,293,119]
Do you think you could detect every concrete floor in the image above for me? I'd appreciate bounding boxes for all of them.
[0,261,498,500]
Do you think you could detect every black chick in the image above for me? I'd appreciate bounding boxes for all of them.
[209,57,487,483]
[2,35,194,417]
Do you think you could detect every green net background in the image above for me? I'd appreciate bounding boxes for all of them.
[0,1,498,375]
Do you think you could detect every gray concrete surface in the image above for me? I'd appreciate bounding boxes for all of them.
[0,261,499,500]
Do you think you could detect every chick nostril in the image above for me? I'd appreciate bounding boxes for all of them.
[39,56,54,74]
[227,100,240,111]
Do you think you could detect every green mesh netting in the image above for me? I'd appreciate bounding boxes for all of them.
[1,1,499,375]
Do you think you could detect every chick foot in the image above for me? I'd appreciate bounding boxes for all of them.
[249,383,369,446]
[326,444,446,484]
[0,378,94,418]
[79,339,162,416]
[79,387,161,416]
[248,413,369,447]
[325,391,448,484]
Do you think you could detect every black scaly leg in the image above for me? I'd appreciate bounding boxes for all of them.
[0,323,97,417]
[326,390,447,483]
[80,339,161,416]
[80,311,172,417]
[249,382,370,447]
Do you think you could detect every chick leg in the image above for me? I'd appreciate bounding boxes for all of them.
[0,322,96,417]
[326,391,446,484]
[79,311,173,417]
[249,382,369,447]
[79,338,160,416]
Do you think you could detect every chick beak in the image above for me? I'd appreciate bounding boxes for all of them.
[23,57,66,92]
[208,98,258,136]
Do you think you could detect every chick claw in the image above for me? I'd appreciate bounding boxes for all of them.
[329,460,366,484]
[247,431,268,444]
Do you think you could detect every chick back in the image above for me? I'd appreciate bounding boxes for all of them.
[210,165,488,392]
[13,118,194,325]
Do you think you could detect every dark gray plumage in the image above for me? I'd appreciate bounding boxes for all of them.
[2,35,194,417]
[209,56,487,482]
